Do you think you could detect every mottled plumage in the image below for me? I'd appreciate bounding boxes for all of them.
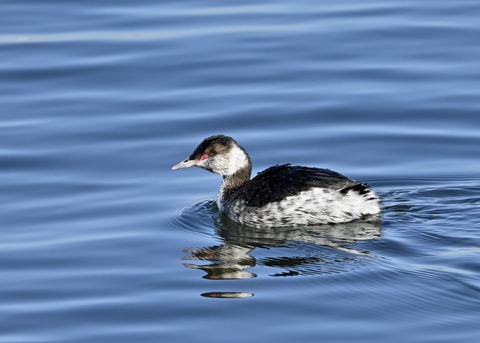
[236,164,356,207]
[172,135,380,227]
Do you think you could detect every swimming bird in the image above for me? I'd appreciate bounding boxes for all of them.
[172,135,380,227]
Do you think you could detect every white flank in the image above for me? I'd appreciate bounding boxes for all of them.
[225,186,380,227]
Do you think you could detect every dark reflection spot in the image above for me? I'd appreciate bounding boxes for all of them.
[201,292,254,299]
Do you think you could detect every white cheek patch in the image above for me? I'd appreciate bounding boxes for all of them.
[226,145,249,175]
[211,145,249,176]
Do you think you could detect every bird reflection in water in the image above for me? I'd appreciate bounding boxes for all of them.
[183,243,257,280]
[182,209,381,282]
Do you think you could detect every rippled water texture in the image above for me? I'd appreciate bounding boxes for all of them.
[1,1,479,342]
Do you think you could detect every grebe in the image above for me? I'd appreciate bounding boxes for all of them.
[172,135,380,227]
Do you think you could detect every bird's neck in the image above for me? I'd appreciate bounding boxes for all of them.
[219,165,251,203]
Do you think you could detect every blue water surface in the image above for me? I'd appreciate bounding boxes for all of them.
[1,1,479,342]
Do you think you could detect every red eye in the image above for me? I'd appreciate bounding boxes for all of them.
[200,153,209,161]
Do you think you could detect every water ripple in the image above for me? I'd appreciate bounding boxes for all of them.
[2,0,480,341]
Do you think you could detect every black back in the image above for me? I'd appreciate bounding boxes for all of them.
[236,164,357,207]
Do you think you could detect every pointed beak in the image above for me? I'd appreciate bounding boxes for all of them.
[172,158,197,170]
